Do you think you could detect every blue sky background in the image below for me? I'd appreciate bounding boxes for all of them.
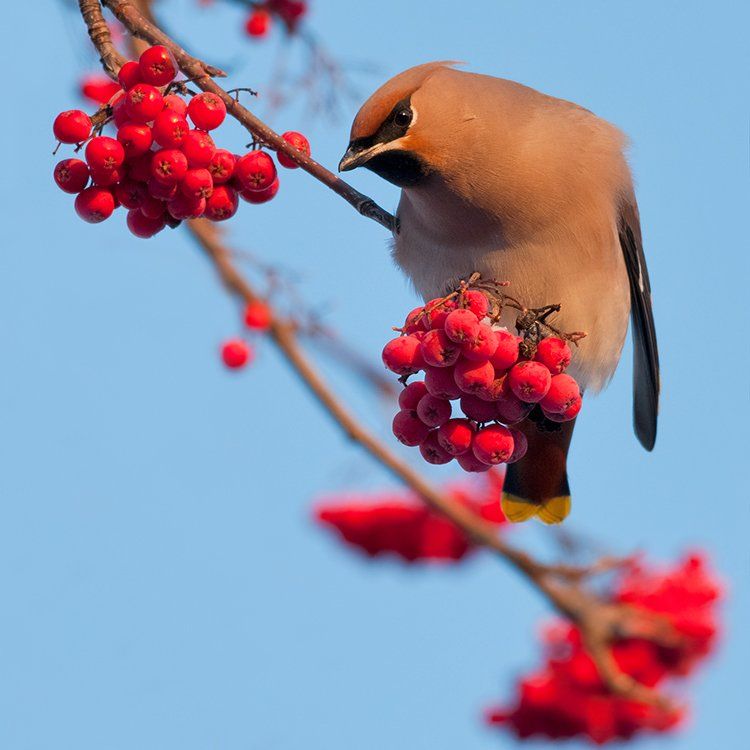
[1,1,747,748]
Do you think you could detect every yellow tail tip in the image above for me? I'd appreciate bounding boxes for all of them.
[501,493,571,525]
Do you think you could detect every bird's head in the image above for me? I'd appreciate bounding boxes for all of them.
[339,62,462,188]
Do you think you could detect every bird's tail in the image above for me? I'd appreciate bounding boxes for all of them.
[501,417,576,525]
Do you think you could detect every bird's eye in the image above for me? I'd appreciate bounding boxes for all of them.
[394,108,412,128]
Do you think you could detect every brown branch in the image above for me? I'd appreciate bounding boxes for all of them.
[78,0,128,78]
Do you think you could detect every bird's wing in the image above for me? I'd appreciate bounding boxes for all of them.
[619,197,660,450]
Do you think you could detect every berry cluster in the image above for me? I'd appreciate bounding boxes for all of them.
[52,45,311,238]
[245,0,308,38]
[382,287,583,471]
[219,299,272,371]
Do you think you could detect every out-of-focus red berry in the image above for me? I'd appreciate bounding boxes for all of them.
[244,301,272,330]
[245,9,271,37]
[80,75,120,105]
[221,339,251,369]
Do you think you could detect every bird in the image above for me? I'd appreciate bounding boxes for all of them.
[339,62,659,524]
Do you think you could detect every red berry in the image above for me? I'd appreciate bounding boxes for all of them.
[208,149,236,184]
[126,208,166,238]
[113,179,146,209]
[490,329,520,371]
[221,339,251,369]
[454,358,494,395]
[117,60,141,90]
[495,387,534,424]
[424,366,462,400]
[403,306,427,334]
[382,335,424,375]
[416,394,452,428]
[138,45,177,87]
[392,409,431,447]
[540,373,581,414]
[420,329,460,368]
[126,152,152,182]
[166,192,205,220]
[437,418,475,456]
[459,395,497,423]
[456,452,492,473]
[204,184,239,221]
[187,92,226,131]
[139,192,167,219]
[90,166,124,186]
[80,75,120,105]
[163,94,188,116]
[152,110,189,149]
[419,431,453,465]
[181,168,213,199]
[475,372,507,402]
[462,289,489,319]
[472,424,514,465]
[125,83,164,123]
[276,0,307,28]
[506,428,528,463]
[544,396,582,423]
[398,381,428,410]
[461,324,498,361]
[53,110,92,143]
[74,186,115,223]
[117,122,153,158]
[235,151,277,191]
[444,308,480,344]
[240,178,279,204]
[277,130,311,169]
[245,9,271,37]
[535,336,572,375]
[244,301,272,330]
[53,158,89,193]
[151,148,189,185]
[424,297,456,329]
[85,136,125,173]
[181,129,216,168]
[147,177,178,200]
[507,360,552,403]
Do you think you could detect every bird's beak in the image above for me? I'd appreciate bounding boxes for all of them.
[338,143,380,172]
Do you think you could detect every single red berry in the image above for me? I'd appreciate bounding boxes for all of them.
[245,9,271,37]
[459,395,497,423]
[74,186,115,223]
[152,110,189,149]
[110,90,130,127]
[462,289,489,319]
[456,451,492,473]
[454,358,495,395]
[420,329,461,368]
[151,148,189,185]
[544,395,582,423]
[392,409,431,447]
[424,297,456,329]
[85,136,125,173]
[277,130,311,169]
[437,418,475,456]
[398,380,428,410]
[240,178,279,204]
[403,306,427,334]
[424,366,462,400]
[506,428,528,463]
[117,60,142,90]
[147,177,178,201]
[276,0,307,29]
[113,179,146,209]
[416,394,452,428]
[490,329,521,371]
[472,424,514,465]
[181,168,214,199]
[382,335,424,375]
[126,208,166,238]
[235,151,277,191]
[244,301,272,330]
[535,336,573,375]
[204,184,239,221]
[138,45,177,87]
[495,386,534,424]
[444,308,481,344]
[53,109,92,143]
[540,373,581,414]
[80,75,121,105]
[507,360,552,403]
[117,122,153,158]
[220,339,252,369]
[419,431,453,465]
[167,192,205,220]
[187,92,226,131]
[162,94,188,116]
[125,83,164,123]
[139,192,167,219]
[53,158,89,193]
[208,149,236,184]
[461,324,498,362]
[181,129,216,168]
